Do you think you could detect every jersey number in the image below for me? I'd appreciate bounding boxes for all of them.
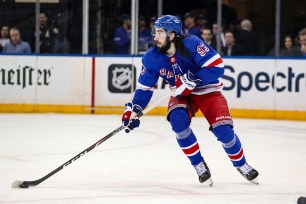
[197,42,209,56]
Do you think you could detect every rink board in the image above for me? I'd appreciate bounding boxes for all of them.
[0,55,305,120]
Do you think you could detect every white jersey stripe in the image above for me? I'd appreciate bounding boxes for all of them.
[136,82,155,91]
[202,53,223,68]
[191,81,223,95]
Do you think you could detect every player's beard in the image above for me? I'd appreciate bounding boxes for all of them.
[156,37,171,54]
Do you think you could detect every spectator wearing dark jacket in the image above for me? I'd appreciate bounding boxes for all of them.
[221,31,242,56]
[235,19,260,56]
[201,27,216,50]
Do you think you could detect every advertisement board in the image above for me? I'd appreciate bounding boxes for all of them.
[0,55,305,120]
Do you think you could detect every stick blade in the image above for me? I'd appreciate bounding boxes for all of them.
[11,180,28,188]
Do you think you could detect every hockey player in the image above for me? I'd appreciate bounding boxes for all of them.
[121,15,259,185]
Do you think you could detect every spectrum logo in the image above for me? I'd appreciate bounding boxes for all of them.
[222,65,306,97]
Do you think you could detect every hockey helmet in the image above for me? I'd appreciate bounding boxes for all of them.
[152,15,183,37]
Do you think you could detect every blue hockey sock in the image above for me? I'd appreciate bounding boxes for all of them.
[176,128,204,165]
[213,125,246,167]
[170,108,204,166]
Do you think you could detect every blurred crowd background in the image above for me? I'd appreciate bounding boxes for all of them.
[1,0,306,56]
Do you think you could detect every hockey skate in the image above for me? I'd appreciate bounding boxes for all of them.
[237,163,259,184]
[194,161,213,186]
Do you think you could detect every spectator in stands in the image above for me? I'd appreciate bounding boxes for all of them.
[298,28,306,56]
[52,26,70,53]
[184,12,201,38]
[196,14,208,29]
[35,12,59,53]
[146,16,157,49]
[280,35,301,56]
[228,19,240,35]
[201,27,216,50]
[0,25,10,52]
[235,19,260,56]
[211,22,226,48]
[221,31,242,56]
[30,12,59,53]
[149,16,156,30]
[138,15,151,53]
[2,27,31,53]
[113,13,131,54]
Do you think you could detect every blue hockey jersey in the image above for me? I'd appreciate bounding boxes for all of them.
[132,35,225,110]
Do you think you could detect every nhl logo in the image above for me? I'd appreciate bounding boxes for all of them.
[108,64,136,93]
[112,67,132,90]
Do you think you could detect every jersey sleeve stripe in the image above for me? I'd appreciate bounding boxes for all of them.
[136,82,156,91]
[192,82,223,95]
[202,54,224,68]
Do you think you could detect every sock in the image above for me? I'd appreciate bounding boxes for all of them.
[213,125,246,167]
[169,108,204,166]
[176,127,204,166]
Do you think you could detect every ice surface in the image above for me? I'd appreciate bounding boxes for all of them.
[1,113,305,204]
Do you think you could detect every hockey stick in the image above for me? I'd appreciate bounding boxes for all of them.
[12,93,171,188]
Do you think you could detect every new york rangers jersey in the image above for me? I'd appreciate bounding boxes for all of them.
[132,35,225,110]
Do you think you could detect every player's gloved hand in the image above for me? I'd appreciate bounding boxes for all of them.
[173,71,201,97]
[122,102,142,133]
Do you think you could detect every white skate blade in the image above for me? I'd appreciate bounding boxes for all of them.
[206,178,213,187]
[250,178,259,185]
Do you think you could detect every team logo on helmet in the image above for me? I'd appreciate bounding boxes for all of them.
[173,18,180,23]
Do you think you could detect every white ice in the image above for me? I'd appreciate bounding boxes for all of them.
[1,113,306,204]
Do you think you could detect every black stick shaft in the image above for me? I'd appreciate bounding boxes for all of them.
[20,92,171,187]
[22,126,124,187]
